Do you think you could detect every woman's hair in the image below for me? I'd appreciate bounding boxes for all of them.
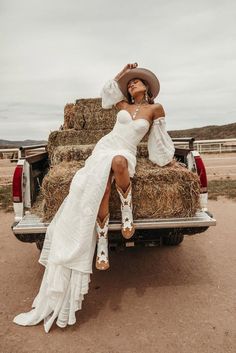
[126,78,154,104]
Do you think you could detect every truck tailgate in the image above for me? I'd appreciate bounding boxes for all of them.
[12,210,216,234]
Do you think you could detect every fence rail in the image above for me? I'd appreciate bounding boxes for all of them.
[174,138,236,153]
[1,139,236,161]
[0,145,47,161]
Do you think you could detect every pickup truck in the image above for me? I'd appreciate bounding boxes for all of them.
[11,137,216,251]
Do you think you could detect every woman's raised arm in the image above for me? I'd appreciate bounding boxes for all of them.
[114,63,138,81]
[100,63,138,109]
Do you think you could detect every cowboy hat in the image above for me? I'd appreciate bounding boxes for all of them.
[117,67,160,99]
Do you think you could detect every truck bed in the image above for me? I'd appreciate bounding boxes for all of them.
[12,140,216,249]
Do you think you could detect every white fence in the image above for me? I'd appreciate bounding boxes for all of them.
[195,138,236,153]
[1,139,236,161]
[173,138,236,153]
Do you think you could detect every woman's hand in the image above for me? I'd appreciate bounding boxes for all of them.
[123,63,138,71]
[114,63,138,81]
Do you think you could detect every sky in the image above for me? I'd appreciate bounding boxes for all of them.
[0,0,235,140]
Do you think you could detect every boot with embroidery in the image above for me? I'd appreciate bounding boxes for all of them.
[95,212,110,270]
[115,180,135,239]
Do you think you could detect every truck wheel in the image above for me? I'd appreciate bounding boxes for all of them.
[163,233,184,246]
[36,239,44,251]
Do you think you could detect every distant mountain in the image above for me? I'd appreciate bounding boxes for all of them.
[1,121,235,147]
[169,122,236,140]
[0,139,48,148]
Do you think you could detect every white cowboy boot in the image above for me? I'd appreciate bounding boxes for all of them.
[115,180,135,239]
[95,212,110,270]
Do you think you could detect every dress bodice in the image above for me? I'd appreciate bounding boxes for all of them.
[112,109,150,147]
[100,78,175,167]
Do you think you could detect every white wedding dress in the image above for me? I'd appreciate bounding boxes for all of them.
[12,79,175,333]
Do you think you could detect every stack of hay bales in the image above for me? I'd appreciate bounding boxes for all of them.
[32,98,200,222]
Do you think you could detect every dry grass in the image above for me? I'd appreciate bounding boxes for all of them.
[208,179,236,200]
[49,142,165,166]
[47,129,112,161]
[0,184,13,212]
[40,160,85,221]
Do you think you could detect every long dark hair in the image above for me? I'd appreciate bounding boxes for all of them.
[126,78,154,104]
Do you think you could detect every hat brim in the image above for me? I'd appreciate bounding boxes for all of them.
[117,67,160,99]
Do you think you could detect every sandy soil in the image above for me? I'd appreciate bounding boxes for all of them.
[201,153,236,180]
[0,198,236,353]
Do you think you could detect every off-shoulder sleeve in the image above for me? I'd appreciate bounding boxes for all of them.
[147,117,175,166]
[100,79,127,109]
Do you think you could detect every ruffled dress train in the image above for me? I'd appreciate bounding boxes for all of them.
[13,121,138,333]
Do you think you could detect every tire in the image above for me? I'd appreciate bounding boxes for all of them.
[36,239,44,251]
[162,232,184,246]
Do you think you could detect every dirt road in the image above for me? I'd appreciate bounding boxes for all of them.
[0,198,235,353]
[201,153,236,180]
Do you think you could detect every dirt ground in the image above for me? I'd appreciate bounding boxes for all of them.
[201,153,236,180]
[0,197,236,353]
[0,159,15,185]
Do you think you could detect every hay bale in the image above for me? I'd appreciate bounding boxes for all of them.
[50,142,153,165]
[137,142,149,158]
[110,158,200,220]
[69,98,151,140]
[47,129,111,161]
[41,160,85,222]
[64,103,74,129]
[73,98,117,130]
[30,191,45,220]
[39,159,200,222]
[63,98,169,143]
[51,144,94,165]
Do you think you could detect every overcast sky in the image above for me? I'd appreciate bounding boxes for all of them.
[1,0,235,140]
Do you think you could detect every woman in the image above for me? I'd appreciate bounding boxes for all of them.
[12,63,175,333]
[95,63,172,271]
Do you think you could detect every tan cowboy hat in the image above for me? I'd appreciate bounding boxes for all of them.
[117,67,160,99]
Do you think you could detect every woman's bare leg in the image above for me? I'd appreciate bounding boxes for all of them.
[111,155,130,192]
[97,155,130,221]
[97,170,113,222]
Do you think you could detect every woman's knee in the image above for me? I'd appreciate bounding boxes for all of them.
[111,155,128,173]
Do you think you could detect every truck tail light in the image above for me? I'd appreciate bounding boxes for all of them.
[194,155,207,193]
[12,165,23,202]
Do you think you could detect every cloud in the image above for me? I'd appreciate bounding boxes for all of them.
[0,0,235,139]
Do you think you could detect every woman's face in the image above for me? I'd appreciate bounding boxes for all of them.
[127,78,147,97]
